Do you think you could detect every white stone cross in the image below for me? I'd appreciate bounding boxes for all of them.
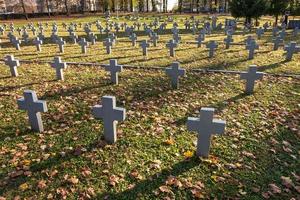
[50,56,67,80]
[187,107,226,157]
[206,41,218,58]
[103,38,113,54]
[284,42,300,61]
[165,62,186,89]
[140,40,150,56]
[5,55,20,77]
[166,39,178,57]
[17,90,48,132]
[12,37,21,50]
[104,59,123,85]
[92,96,126,144]
[33,37,43,52]
[78,38,88,54]
[240,65,263,94]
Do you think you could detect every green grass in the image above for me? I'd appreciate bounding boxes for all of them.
[0,14,300,199]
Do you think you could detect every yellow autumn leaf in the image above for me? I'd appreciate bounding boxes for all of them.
[183,151,194,158]
[164,138,175,145]
[23,159,31,166]
[19,183,29,191]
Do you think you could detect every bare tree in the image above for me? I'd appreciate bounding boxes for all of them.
[20,0,28,19]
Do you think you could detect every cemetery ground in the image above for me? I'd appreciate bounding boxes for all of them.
[0,14,300,199]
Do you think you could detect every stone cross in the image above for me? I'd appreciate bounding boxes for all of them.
[196,34,204,48]
[129,33,137,47]
[70,32,78,44]
[246,40,259,60]
[240,65,263,94]
[12,37,21,50]
[89,33,97,45]
[206,41,218,58]
[173,33,181,44]
[166,39,178,57]
[256,27,264,39]
[56,37,66,53]
[78,38,88,54]
[50,56,67,80]
[104,59,123,85]
[17,90,48,132]
[33,37,43,52]
[103,38,113,54]
[92,96,126,144]
[5,55,20,77]
[140,40,150,56]
[224,35,233,49]
[279,30,286,40]
[284,42,300,61]
[150,33,159,47]
[165,62,186,89]
[187,107,226,157]
[272,36,283,51]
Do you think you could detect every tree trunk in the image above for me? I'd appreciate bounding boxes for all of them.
[151,0,157,11]
[64,0,69,16]
[130,0,133,12]
[165,0,167,12]
[20,0,28,20]
[46,0,51,17]
[81,0,85,14]
[178,0,182,13]
[147,0,149,12]
[275,15,278,26]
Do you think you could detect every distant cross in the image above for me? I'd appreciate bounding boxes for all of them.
[279,30,286,40]
[165,62,186,89]
[293,27,299,37]
[33,37,43,52]
[103,38,113,54]
[56,37,66,53]
[140,40,150,56]
[78,38,88,54]
[89,33,97,45]
[284,42,300,61]
[92,96,126,144]
[17,90,48,132]
[12,37,21,50]
[246,40,259,60]
[173,33,181,44]
[272,36,283,51]
[150,33,159,47]
[256,27,264,39]
[166,39,178,57]
[108,33,117,45]
[245,36,254,48]
[240,65,263,94]
[224,35,233,49]
[187,107,226,157]
[104,59,123,85]
[195,34,204,48]
[272,26,279,37]
[129,33,137,47]
[206,41,218,58]
[4,55,20,77]
[70,32,78,44]
[50,56,67,80]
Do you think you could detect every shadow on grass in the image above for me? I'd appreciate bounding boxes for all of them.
[0,79,56,93]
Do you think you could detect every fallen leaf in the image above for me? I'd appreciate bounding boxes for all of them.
[183,151,194,159]
[37,180,47,189]
[281,176,294,188]
[269,183,281,194]
[19,183,29,191]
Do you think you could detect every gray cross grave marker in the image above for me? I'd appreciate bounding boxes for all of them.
[150,33,159,47]
[195,34,204,48]
[12,37,21,50]
[33,37,43,52]
[166,39,178,57]
[165,62,186,89]
[56,37,66,53]
[78,38,88,54]
[206,41,218,58]
[129,33,137,46]
[224,35,233,49]
[187,107,226,157]
[104,59,123,85]
[284,42,300,61]
[5,55,20,77]
[140,40,150,56]
[103,38,113,54]
[240,65,263,94]
[272,36,283,51]
[246,40,259,60]
[92,96,126,144]
[50,56,67,80]
[17,90,48,132]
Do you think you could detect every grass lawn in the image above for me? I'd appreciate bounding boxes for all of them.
[0,14,299,199]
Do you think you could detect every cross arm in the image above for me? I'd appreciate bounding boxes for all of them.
[92,105,103,119]
[114,108,126,122]
[187,117,199,132]
[212,119,226,135]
